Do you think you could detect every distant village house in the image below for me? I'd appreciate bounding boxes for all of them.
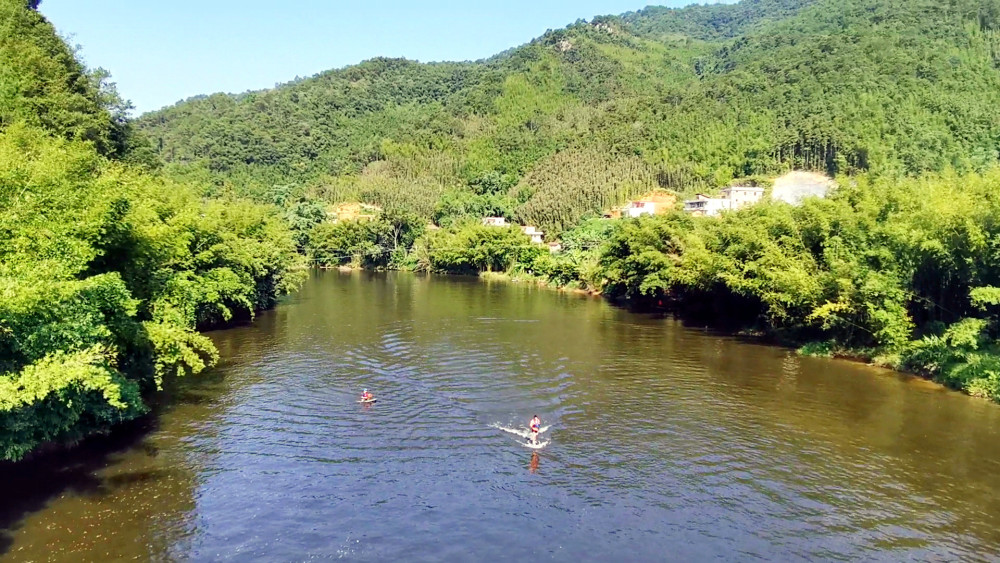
[721,186,765,206]
[682,194,725,216]
[683,186,764,217]
[624,200,658,218]
[481,217,545,244]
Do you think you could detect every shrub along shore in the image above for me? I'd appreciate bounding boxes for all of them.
[0,123,305,462]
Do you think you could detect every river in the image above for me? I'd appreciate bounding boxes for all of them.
[4,271,1000,561]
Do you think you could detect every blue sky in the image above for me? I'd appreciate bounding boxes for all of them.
[39,1,725,115]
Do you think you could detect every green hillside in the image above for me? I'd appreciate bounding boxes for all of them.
[140,0,1000,236]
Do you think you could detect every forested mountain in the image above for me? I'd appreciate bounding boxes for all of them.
[140,0,1000,235]
[0,0,302,461]
[0,0,158,167]
[618,0,813,41]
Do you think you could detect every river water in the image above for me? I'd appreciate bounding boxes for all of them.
[4,271,1000,561]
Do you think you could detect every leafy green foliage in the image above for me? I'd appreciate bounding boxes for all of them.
[308,210,425,269]
[0,0,303,459]
[433,190,516,228]
[309,221,385,268]
[587,168,1000,403]
[0,123,303,459]
[617,0,815,42]
[542,219,616,289]
[412,224,543,275]
[0,347,146,461]
[0,0,156,163]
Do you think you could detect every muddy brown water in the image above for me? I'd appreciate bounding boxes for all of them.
[3,271,1000,561]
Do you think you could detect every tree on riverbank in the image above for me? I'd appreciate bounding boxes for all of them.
[0,0,303,461]
[411,223,546,275]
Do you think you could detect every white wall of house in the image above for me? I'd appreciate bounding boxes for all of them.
[684,186,765,216]
[683,198,731,216]
[624,201,657,218]
[721,187,764,208]
[520,225,544,244]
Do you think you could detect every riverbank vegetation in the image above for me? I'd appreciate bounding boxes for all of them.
[594,171,1000,402]
[0,0,303,461]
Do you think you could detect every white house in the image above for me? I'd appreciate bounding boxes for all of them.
[683,186,765,217]
[624,200,657,218]
[721,186,765,207]
[520,225,545,244]
[482,216,508,227]
[683,194,731,216]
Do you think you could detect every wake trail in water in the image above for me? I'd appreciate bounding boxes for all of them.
[492,423,552,448]
[491,423,551,439]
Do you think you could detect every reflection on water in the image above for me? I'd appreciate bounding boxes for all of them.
[3,270,1000,561]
